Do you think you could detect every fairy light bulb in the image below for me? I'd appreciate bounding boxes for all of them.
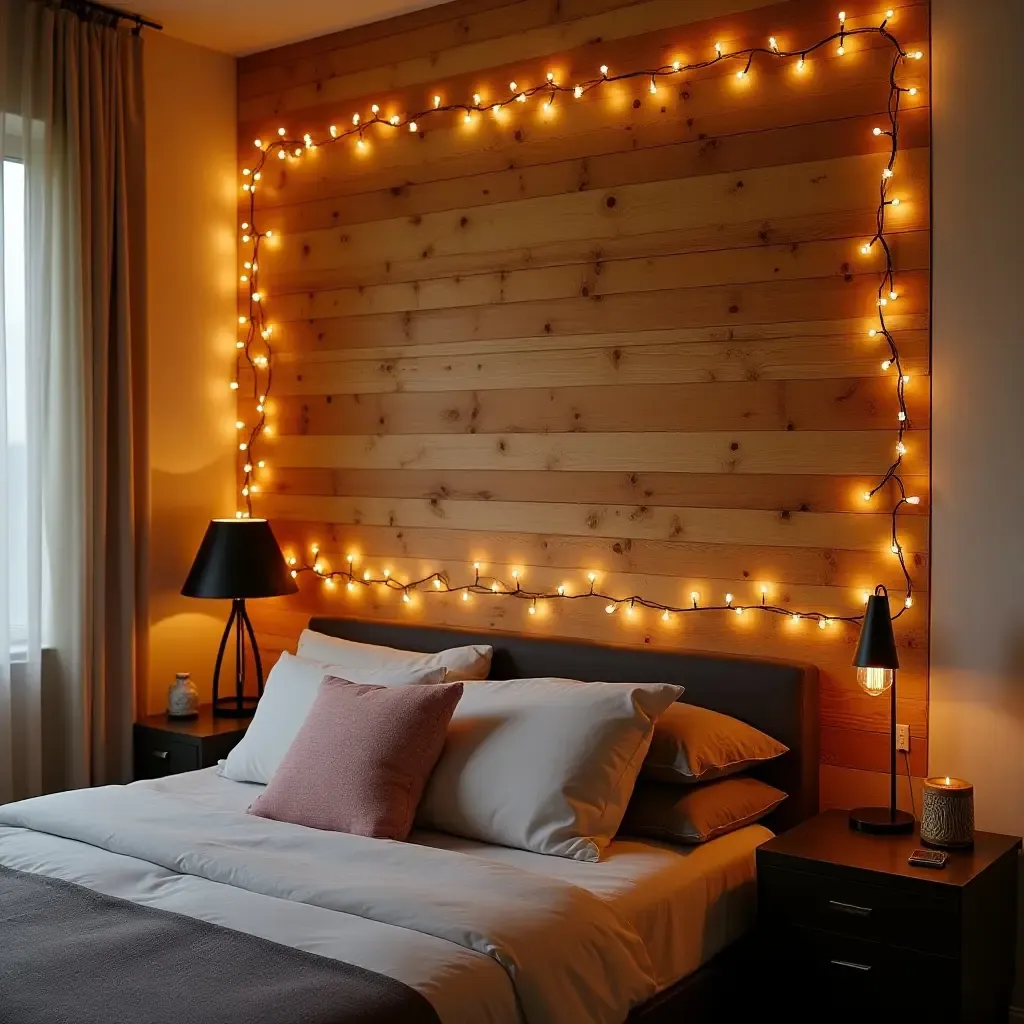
[278,150,286,160]
[242,183,250,192]
[881,359,892,371]
[838,10,846,22]
[238,442,247,451]
[725,593,734,605]
[241,234,250,243]
[890,197,901,206]
[329,125,337,137]
[229,381,239,391]
[906,495,921,505]
[905,596,914,608]
[402,591,410,603]
[356,138,366,151]
[347,554,355,564]
[735,607,744,616]
[818,618,827,630]
[383,568,390,578]
[363,570,370,581]
[546,72,554,82]
[889,290,898,300]
[792,614,800,623]
[251,291,261,303]
[257,461,265,469]
[898,411,907,421]
[371,104,380,114]
[736,69,746,78]
[491,582,499,593]
[464,112,472,124]
[433,578,442,589]
[235,419,245,429]
[908,87,918,96]
[869,328,878,337]
[235,340,244,349]
[473,93,482,104]
[462,592,470,602]
[901,374,912,383]
[390,115,400,125]
[516,92,526,103]
[873,127,882,136]
[278,127,286,136]
[313,562,323,574]
[714,42,722,55]
[434,95,441,108]
[661,610,671,622]
[837,45,845,55]
[587,572,597,584]
[574,85,583,98]
[243,463,252,473]
[882,167,894,178]
[690,591,700,605]
[253,139,262,149]
[886,8,894,16]
[605,604,615,614]
[863,491,873,502]
[650,77,658,93]
[529,602,537,615]
[672,60,681,71]
[599,65,608,76]
[290,569,297,578]
[896,441,907,456]
[557,585,566,596]
[861,244,871,254]
[352,113,360,125]
[912,50,923,59]
[347,580,354,591]
[769,36,778,51]
[409,121,418,132]
[509,81,518,91]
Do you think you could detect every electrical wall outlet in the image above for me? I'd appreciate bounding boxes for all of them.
[896,724,911,752]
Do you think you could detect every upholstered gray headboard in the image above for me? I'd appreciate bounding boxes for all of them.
[308,617,819,830]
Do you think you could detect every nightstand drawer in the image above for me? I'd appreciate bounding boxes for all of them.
[134,736,199,779]
[759,864,958,956]
[779,925,958,1017]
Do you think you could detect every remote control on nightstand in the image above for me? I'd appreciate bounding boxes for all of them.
[908,848,948,869]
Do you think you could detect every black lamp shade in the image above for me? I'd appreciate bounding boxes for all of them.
[181,519,298,600]
[853,587,900,670]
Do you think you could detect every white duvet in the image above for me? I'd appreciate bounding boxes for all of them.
[0,781,659,1024]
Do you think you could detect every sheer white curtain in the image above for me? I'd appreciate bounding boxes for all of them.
[0,0,147,803]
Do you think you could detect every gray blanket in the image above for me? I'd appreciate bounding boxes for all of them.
[0,865,441,1024]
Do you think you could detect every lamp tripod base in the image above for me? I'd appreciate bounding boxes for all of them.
[849,806,915,834]
[212,695,260,718]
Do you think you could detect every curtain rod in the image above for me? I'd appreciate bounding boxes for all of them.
[61,0,163,31]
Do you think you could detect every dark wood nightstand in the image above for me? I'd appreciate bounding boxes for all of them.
[133,705,251,781]
[756,810,1021,1022]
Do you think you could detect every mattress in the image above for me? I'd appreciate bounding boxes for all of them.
[143,768,769,991]
[0,768,770,1021]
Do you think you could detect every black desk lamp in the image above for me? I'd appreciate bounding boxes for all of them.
[848,585,914,834]
[182,518,297,717]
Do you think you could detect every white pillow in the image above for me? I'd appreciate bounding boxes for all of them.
[297,628,492,682]
[417,677,683,862]
[220,651,446,785]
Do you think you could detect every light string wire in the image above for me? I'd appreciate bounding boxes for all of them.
[236,9,923,629]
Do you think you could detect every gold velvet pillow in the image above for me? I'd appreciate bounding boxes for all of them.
[641,702,788,784]
[622,777,787,844]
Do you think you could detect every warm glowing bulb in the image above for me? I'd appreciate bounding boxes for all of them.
[878,297,887,307]
[650,78,658,93]
[557,585,565,596]
[402,592,410,603]
[491,582,499,592]
[370,104,380,114]
[857,666,893,695]
[869,328,878,337]
[902,374,912,383]
[529,604,536,615]
[383,568,390,578]
[434,95,441,107]
[363,571,370,581]
[329,125,338,137]
[882,359,892,370]
[736,69,745,78]
[313,562,323,574]
[357,139,366,150]
[912,51,923,60]
[516,93,526,103]
[838,10,846,21]
[662,610,671,622]
[241,486,249,497]
[324,577,335,590]
[574,85,583,98]
[769,36,778,51]
[462,592,469,601]
[735,607,744,616]
[511,569,520,579]
[908,87,918,96]
[863,491,873,502]
[278,127,286,136]
[235,419,245,429]
[625,604,634,618]
[896,441,907,456]
[873,127,882,136]
[861,244,871,255]
[886,8,894,16]
[253,139,262,148]
[889,290,898,300]
[390,115,400,125]
[892,543,901,554]
[290,569,297,578]
[464,112,472,123]
[890,197,901,206]
[714,42,722,54]
[792,613,800,623]
[588,572,597,583]
[229,381,239,391]
[605,604,615,614]
[725,593,734,604]
[906,495,921,505]
[257,461,265,469]
[473,93,481,104]
[243,463,252,473]
[241,234,250,243]
[251,292,261,302]
[242,183,251,192]
[672,60,681,71]
[473,562,481,570]
[837,45,845,55]
[599,65,608,75]
[278,150,286,160]
[409,121,418,132]
[347,580,354,591]
[238,443,247,451]
[898,411,907,421]
[818,618,828,630]
[882,167,894,178]
[433,579,441,589]
[546,72,554,82]
[905,596,914,608]
[509,81,518,91]
[691,591,700,604]
[235,340,244,349]
[346,554,355,563]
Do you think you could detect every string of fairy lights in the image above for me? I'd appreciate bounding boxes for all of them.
[235,8,924,630]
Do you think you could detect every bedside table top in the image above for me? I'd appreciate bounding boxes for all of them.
[135,704,252,739]
[760,809,1021,889]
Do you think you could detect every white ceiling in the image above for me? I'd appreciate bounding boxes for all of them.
[112,0,450,57]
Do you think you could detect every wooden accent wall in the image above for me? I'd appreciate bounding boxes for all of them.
[237,0,931,807]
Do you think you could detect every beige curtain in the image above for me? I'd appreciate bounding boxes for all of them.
[0,0,148,799]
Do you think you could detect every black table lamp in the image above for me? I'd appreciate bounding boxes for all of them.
[848,585,915,834]
[182,519,297,717]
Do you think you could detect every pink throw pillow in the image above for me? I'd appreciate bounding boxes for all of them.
[248,676,463,840]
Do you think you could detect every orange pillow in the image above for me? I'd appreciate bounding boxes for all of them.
[641,703,787,784]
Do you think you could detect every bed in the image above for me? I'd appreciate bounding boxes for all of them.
[0,618,818,1023]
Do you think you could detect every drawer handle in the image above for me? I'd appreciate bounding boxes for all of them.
[828,899,872,917]
[151,750,169,760]
[830,959,873,972]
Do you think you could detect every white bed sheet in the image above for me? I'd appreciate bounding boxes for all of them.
[147,767,770,992]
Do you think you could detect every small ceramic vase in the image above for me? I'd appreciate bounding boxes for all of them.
[167,672,200,718]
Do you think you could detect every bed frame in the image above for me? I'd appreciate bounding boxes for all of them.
[308,616,820,1022]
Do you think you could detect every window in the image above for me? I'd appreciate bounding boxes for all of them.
[3,157,27,639]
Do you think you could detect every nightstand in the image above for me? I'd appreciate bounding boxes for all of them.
[756,810,1021,1022]
[133,705,251,780]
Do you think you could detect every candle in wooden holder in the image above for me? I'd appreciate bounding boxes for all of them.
[920,776,975,848]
